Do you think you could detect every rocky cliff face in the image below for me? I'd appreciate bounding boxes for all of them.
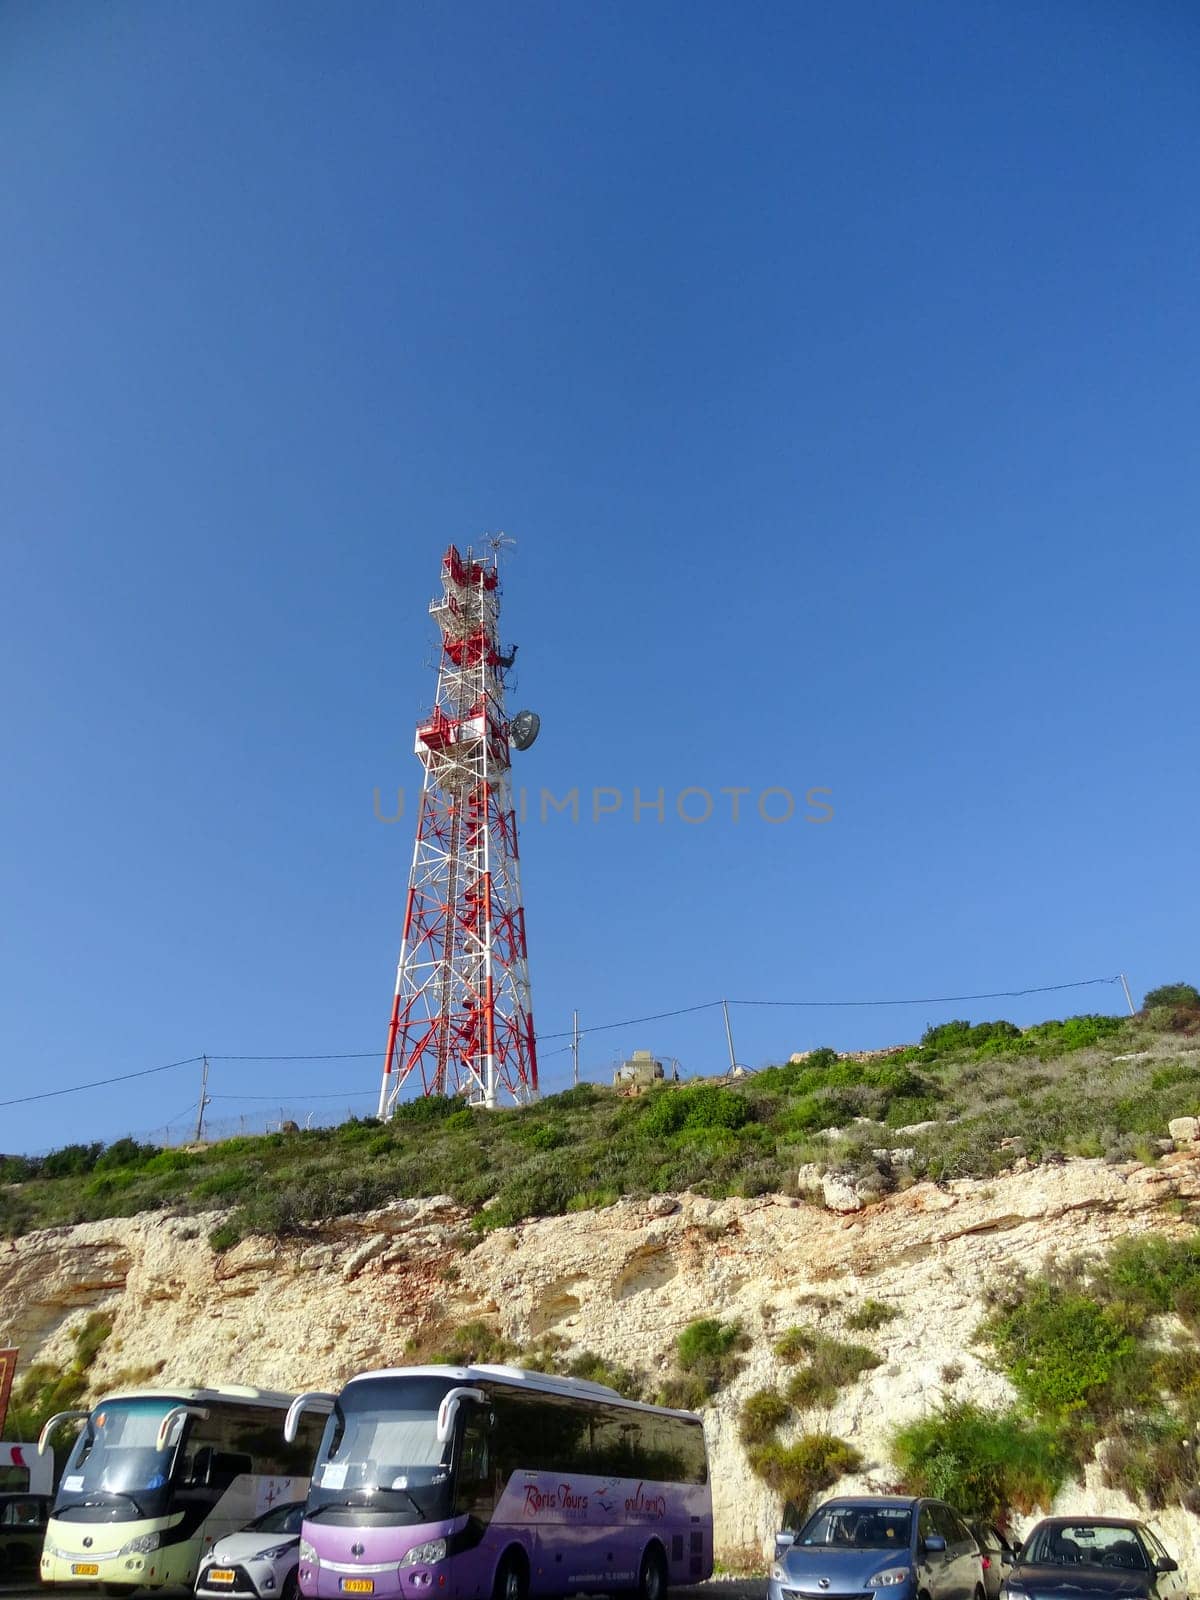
[4,1153,1200,1575]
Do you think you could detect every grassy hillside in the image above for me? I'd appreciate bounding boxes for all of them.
[2,997,1199,1250]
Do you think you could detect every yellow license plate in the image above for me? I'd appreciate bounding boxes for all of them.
[72,1564,100,1576]
[342,1582,375,1594]
[209,1572,237,1585]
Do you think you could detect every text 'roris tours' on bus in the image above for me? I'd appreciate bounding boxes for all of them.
[284,1365,713,1600]
[38,1385,329,1591]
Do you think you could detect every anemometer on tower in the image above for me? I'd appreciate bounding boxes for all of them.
[377,536,541,1115]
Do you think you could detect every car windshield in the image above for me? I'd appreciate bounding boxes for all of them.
[249,1503,304,1535]
[1024,1526,1147,1570]
[798,1506,913,1550]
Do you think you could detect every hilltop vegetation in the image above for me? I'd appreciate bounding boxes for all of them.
[2,994,1199,1251]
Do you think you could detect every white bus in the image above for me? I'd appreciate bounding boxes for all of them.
[39,1385,329,1593]
[0,1441,53,1496]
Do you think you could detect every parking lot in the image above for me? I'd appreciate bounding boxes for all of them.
[9,1579,744,1600]
[9,1580,763,1600]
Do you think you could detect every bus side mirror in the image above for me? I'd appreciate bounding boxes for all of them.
[155,1406,209,1454]
[436,1388,488,1444]
[284,1392,335,1445]
[37,1412,89,1457]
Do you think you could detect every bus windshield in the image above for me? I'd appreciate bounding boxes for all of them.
[54,1399,179,1521]
[307,1376,454,1523]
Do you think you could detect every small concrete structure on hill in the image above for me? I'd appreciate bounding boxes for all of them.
[614,1050,672,1092]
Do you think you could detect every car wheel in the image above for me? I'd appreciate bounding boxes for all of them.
[493,1550,529,1600]
[637,1546,668,1600]
[282,1566,301,1600]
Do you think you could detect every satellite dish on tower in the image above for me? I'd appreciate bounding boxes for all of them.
[510,710,540,751]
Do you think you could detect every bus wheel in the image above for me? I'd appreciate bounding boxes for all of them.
[102,1585,139,1596]
[638,1546,667,1600]
[493,1550,529,1600]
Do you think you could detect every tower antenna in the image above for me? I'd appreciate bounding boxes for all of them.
[378,541,540,1114]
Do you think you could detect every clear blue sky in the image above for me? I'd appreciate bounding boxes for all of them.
[2,1,1197,1153]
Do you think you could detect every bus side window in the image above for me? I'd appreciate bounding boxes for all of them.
[454,1411,495,1524]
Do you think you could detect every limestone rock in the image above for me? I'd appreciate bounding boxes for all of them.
[821,1175,865,1213]
[1169,1116,1200,1144]
[4,1152,1200,1574]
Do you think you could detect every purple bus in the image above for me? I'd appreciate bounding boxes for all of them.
[284,1365,712,1600]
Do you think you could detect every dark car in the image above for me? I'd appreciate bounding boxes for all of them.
[771,1495,985,1600]
[969,1521,1019,1600]
[0,1491,52,1579]
[1001,1518,1186,1600]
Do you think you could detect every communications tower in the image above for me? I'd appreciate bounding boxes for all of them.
[377,540,540,1115]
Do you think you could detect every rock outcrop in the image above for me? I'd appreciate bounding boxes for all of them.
[4,1154,1200,1572]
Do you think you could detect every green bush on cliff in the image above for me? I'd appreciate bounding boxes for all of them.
[5,1312,113,1446]
[892,1403,1070,1520]
[748,1434,862,1509]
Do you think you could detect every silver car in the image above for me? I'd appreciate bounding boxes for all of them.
[195,1501,305,1600]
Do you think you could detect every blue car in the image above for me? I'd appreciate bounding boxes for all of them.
[770,1496,985,1600]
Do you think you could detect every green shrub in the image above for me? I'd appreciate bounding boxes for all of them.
[562,1352,645,1400]
[209,1221,241,1251]
[656,1372,709,1411]
[642,1084,749,1138]
[892,1403,1070,1520]
[983,1281,1140,1422]
[846,1299,898,1332]
[1101,1409,1196,1509]
[674,1318,748,1396]
[1144,984,1200,1011]
[193,1167,257,1200]
[776,1327,817,1364]
[5,1312,113,1443]
[391,1095,459,1124]
[41,1143,104,1178]
[740,1389,792,1445]
[747,1433,862,1508]
[786,1335,880,1407]
[1103,1233,1200,1326]
[94,1138,159,1172]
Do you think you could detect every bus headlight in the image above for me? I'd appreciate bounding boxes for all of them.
[399,1540,446,1568]
[119,1533,161,1556]
[299,1539,319,1566]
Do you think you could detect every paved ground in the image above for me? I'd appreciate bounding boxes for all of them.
[0,1585,765,1600]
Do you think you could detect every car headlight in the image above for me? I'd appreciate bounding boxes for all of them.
[867,1568,913,1588]
[119,1533,161,1556]
[299,1539,318,1565]
[399,1540,447,1568]
[260,1543,297,1560]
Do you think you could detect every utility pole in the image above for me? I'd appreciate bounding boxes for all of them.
[572,1011,580,1088]
[193,1056,210,1143]
[1119,973,1137,1016]
[721,999,738,1075]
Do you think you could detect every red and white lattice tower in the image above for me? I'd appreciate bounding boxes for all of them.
[378,541,539,1114]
